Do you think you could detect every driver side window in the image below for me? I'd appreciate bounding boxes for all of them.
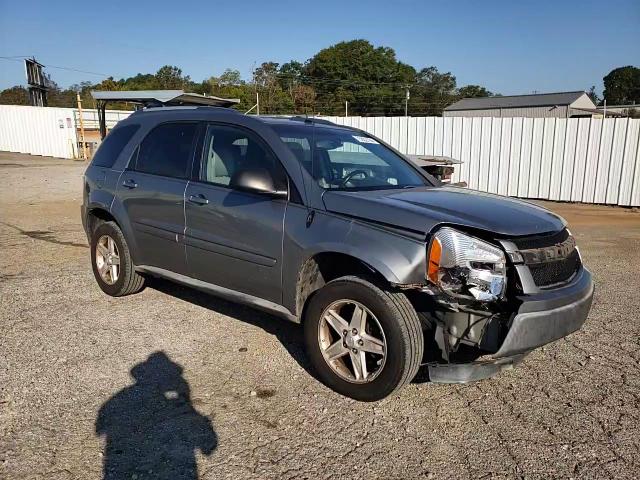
[200,124,286,190]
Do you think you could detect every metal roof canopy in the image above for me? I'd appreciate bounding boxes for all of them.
[445,91,588,112]
[90,90,240,138]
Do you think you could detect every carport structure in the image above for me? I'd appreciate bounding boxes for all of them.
[90,90,240,139]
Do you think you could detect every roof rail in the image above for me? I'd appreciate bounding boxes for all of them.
[289,116,337,126]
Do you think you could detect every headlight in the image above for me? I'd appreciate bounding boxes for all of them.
[427,227,506,302]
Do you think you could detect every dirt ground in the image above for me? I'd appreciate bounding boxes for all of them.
[1,151,639,480]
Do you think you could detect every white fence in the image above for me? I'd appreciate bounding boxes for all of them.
[1,105,638,206]
[0,105,78,159]
[322,116,640,207]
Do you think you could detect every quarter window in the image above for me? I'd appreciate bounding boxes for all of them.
[91,124,140,168]
[135,122,197,178]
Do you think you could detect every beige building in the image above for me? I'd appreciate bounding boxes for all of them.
[444,91,599,118]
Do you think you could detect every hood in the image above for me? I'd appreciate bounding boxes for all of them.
[322,185,565,237]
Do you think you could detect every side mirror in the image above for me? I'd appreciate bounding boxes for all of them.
[230,168,288,198]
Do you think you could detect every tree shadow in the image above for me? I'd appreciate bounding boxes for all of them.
[147,277,311,375]
[96,351,217,480]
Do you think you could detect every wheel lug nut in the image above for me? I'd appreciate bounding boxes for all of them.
[342,330,348,336]
[358,339,364,346]
[352,348,358,354]
[352,328,358,335]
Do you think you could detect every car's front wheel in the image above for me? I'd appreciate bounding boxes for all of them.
[303,276,423,401]
[90,221,145,296]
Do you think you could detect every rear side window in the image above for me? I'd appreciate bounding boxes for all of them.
[91,124,140,168]
[135,122,198,178]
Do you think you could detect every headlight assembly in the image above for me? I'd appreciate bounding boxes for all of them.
[427,227,506,302]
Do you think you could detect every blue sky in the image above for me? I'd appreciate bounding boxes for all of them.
[1,0,638,95]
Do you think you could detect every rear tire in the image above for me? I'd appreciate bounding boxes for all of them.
[303,276,423,401]
[90,221,145,296]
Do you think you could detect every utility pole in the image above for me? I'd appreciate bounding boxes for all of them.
[603,99,607,119]
[76,93,88,160]
[405,87,410,117]
[345,100,348,117]
[256,92,260,116]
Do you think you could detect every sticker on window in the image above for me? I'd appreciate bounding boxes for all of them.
[352,135,379,144]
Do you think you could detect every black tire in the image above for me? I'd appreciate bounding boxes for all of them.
[303,276,423,401]
[90,221,145,297]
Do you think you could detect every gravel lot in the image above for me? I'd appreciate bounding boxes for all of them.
[1,151,639,479]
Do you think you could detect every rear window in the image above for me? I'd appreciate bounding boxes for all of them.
[135,122,198,179]
[91,124,140,168]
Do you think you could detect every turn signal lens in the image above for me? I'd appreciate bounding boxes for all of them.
[428,237,442,283]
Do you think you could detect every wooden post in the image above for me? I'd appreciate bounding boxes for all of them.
[77,93,88,160]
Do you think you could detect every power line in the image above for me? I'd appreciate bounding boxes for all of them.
[0,56,109,78]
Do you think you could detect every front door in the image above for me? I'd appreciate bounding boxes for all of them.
[117,122,198,275]
[185,123,288,304]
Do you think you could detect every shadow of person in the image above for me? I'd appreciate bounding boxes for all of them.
[96,352,217,480]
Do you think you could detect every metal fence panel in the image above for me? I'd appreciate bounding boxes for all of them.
[1,106,639,206]
[320,115,640,206]
[0,105,78,158]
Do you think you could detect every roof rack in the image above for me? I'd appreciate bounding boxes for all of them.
[90,90,240,138]
[288,116,337,126]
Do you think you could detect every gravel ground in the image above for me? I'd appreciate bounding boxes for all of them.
[1,151,639,479]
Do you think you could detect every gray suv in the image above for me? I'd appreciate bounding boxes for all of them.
[82,107,594,401]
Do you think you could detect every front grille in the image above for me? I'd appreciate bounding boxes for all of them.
[511,228,570,250]
[509,228,581,288]
[529,249,581,287]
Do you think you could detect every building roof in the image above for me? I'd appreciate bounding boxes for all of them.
[444,91,587,111]
[91,90,239,107]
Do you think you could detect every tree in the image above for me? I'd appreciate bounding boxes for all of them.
[253,62,290,114]
[457,85,493,98]
[0,86,29,105]
[155,65,190,89]
[587,85,600,105]
[410,66,458,115]
[304,40,416,115]
[603,66,640,105]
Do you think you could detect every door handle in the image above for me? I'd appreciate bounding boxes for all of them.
[122,179,138,189]
[188,194,209,205]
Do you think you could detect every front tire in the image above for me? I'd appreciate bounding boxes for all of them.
[303,276,423,401]
[90,221,145,296]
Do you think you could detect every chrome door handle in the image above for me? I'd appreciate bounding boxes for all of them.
[122,179,138,189]
[188,194,209,205]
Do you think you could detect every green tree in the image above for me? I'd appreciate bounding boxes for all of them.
[603,66,640,105]
[457,84,493,98]
[0,86,29,105]
[304,40,415,115]
[410,66,458,116]
[587,85,600,105]
[253,62,291,114]
[155,65,190,89]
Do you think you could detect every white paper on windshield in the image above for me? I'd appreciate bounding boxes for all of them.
[352,135,379,144]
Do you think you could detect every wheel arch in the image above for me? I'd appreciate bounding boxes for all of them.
[295,251,391,321]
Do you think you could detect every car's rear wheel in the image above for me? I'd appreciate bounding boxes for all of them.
[90,221,144,296]
[303,276,423,401]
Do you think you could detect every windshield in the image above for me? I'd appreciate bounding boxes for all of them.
[272,123,426,190]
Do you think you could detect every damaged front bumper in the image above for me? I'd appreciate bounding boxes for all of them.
[427,267,594,383]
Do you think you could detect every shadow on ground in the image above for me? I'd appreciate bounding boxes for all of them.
[148,278,433,385]
[148,277,311,373]
[96,352,217,480]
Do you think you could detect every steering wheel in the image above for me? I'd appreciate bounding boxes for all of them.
[339,169,369,187]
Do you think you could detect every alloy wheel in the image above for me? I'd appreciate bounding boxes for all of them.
[318,299,387,383]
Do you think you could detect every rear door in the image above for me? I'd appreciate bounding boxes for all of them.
[117,121,199,275]
[184,123,288,304]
